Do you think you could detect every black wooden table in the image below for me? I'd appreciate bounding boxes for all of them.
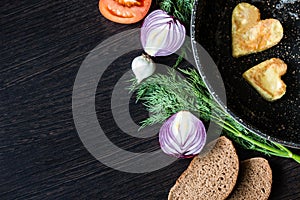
[1,1,300,199]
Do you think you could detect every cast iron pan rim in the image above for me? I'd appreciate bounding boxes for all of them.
[190,0,300,149]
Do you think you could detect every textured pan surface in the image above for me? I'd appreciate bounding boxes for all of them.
[191,0,299,147]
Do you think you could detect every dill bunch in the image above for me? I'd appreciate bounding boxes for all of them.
[157,0,194,26]
[129,68,300,163]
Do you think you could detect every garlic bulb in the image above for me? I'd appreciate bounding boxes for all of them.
[159,111,207,158]
[131,54,156,83]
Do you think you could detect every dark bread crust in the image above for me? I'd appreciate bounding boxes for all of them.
[168,136,239,200]
[227,157,272,200]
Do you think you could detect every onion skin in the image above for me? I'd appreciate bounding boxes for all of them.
[141,9,186,57]
[159,111,207,158]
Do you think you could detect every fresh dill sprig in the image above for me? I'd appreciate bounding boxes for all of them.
[132,69,211,126]
[157,0,194,26]
[129,68,300,163]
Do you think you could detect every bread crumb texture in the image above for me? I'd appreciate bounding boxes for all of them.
[168,136,239,200]
[227,157,272,200]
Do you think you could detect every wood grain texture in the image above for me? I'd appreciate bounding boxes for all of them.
[1,0,299,199]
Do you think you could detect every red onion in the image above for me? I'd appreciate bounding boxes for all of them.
[159,111,207,158]
[141,9,186,57]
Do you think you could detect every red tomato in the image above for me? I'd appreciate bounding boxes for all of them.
[99,0,152,24]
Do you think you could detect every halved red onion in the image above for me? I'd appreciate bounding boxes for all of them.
[159,111,207,158]
[141,9,186,57]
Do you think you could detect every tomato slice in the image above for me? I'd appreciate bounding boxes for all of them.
[99,0,152,24]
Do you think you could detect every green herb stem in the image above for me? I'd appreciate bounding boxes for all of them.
[129,69,300,164]
[292,154,300,163]
[212,117,300,163]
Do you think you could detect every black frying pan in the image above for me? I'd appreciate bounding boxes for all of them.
[191,0,300,147]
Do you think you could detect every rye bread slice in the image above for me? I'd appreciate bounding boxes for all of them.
[227,157,272,200]
[168,136,239,200]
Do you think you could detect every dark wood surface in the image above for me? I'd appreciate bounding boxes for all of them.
[1,0,299,199]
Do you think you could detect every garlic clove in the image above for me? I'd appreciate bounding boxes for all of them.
[131,54,156,83]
